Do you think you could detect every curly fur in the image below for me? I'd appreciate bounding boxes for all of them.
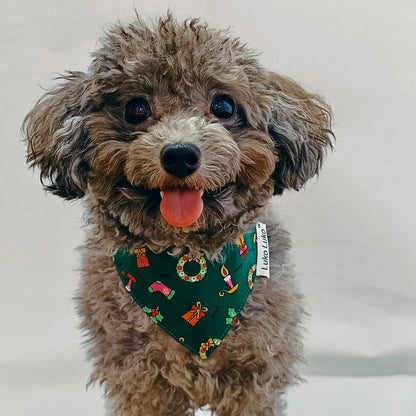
[23,14,333,416]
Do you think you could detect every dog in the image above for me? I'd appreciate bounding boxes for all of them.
[23,14,333,416]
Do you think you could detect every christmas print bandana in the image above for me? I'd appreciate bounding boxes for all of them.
[113,226,260,359]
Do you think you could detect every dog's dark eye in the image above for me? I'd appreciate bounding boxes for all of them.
[210,95,235,120]
[125,97,152,124]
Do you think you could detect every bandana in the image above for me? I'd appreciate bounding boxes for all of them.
[113,224,268,359]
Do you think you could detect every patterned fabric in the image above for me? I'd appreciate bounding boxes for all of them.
[113,227,258,359]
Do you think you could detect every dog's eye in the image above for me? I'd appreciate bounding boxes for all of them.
[210,95,235,120]
[125,97,152,124]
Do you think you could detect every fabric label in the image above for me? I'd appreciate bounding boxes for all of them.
[256,222,270,278]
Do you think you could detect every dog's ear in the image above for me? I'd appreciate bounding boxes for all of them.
[23,72,91,200]
[268,73,334,195]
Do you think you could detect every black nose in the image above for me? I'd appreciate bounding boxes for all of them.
[160,143,201,178]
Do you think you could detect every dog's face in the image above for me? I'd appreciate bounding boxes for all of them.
[24,16,333,247]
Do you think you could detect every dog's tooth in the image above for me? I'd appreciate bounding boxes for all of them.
[199,190,204,196]
[160,191,164,198]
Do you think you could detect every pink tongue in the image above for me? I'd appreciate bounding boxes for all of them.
[160,189,203,227]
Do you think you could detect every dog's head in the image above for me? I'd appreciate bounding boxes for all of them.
[24,15,333,248]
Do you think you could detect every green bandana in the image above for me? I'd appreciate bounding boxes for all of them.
[113,226,261,359]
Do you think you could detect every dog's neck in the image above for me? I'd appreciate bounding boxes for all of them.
[83,200,269,260]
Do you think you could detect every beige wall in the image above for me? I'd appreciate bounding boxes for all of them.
[1,1,415,414]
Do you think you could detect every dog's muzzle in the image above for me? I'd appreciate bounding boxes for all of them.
[159,143,204,227]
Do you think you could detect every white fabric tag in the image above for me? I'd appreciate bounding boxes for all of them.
[256,222,270,278]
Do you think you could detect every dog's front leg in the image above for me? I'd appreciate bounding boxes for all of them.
[210,385,286,416]
[104,374,195,416]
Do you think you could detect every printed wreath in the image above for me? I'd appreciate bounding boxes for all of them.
[176,254,208,282]
[247,264,256,290]
[199,338,222,359]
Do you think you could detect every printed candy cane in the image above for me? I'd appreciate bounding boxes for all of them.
[121,271,136,292]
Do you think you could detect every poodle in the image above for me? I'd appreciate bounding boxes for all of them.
[23,14,333,416]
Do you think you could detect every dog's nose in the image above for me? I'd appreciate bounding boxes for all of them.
[160,143,201,178]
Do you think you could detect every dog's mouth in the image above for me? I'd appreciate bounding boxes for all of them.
[116,179,229,227]
[159,189,203,227]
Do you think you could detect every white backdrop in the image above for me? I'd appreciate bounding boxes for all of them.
[1,0,415,415]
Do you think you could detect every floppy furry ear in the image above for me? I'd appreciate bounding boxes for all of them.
[268,73,334,195]
[23,72,91,200]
